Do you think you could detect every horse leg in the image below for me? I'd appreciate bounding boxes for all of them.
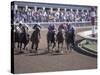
[35,42,38,54]
[23,43,26,50]
[17,42,19,48]
[52,41,56,52]
[67,43,70,51]
[61,42,63,50]
[31,42,34,49]
[30,42,34,53]
[56,42,60,53]
[60,42,63,53]
[69,43,71,53]
[58,42,59,52]
[35,43,38,51]
[69,43,72,53]
[19,42,22,52]
[66,42,70,53]
[47,40,50,52]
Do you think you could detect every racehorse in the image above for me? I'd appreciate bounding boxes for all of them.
[47,30,56,53]
[14,24,29,52]
[14,25,20,48]
[65,25,75,53]
[19,26,29,50]
[31,27,41,54]
[56,31,64,53]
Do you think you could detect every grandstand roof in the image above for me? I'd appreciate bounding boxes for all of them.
[11,1,97,10]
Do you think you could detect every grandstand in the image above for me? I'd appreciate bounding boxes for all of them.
[11,1,97,27]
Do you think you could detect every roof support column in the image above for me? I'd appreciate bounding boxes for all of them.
[34,6,37,12]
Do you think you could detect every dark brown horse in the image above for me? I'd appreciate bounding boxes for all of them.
[65,26,75,52]
[47,31,56,53]
[56,31,64,53]
[14,25,29,52]
[31,27,41,53]
[19,26,29,50]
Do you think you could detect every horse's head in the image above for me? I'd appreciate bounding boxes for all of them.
[35,27,40,33]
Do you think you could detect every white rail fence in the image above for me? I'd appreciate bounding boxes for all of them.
[13,21,97,28]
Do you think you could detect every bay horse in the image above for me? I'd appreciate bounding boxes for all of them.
[47,30,56,53]
[14,24,29,52]
[19,26,29,50]
[56,31,64,53]
[65,25,75,53]
[31,27,41,54]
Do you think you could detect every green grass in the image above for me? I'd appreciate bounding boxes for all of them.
[82,43,97,52]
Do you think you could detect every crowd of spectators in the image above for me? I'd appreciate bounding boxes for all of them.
[14,7,97,23]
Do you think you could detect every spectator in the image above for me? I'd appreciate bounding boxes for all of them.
[14,6,97,23]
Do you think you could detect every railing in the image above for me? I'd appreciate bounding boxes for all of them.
[14,21,97,27]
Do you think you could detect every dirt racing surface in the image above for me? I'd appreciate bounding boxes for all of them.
[14,26,97,74]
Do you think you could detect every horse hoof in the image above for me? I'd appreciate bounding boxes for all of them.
[55,50,59,53]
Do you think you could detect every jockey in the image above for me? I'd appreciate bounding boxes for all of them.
[48,23,56,32]
[16,22,23,33]
[33,23,41,30]
[58,23,66,32]
[65,23,72,31]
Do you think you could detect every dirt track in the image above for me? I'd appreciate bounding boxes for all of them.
[14,27,97,74]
